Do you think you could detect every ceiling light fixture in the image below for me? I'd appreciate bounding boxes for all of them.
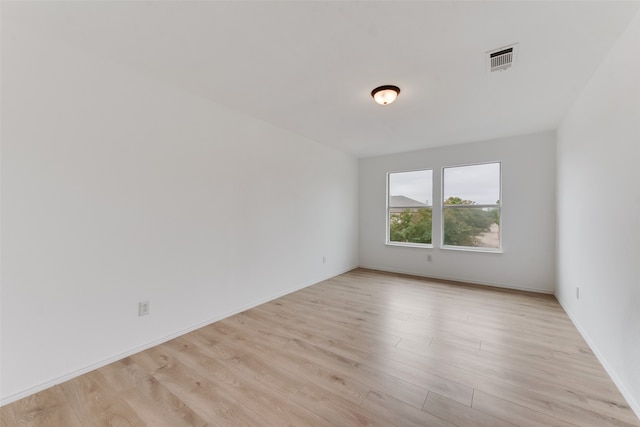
[371,85,400,105]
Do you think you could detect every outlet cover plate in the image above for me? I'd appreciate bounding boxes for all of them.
[139,301,150,316]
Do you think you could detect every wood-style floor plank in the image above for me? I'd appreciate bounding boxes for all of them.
[361,389,456,427]
[1,386,82,427]
[2,268,639,426]
[424,391,517,427]
[98,359,210,427]
[471,390,579,427]
[59,371,146,427]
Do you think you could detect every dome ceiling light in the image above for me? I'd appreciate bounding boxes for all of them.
[371,85,400,105]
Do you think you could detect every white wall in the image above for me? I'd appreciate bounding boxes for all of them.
[556,11,640,416]
[359,132,556,293]
[0,21,358,404]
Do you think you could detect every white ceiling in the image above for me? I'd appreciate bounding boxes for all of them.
[4,1,640,157]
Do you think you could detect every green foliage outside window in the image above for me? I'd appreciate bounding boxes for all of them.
[389,197,500,247]
[389,208,432,244]
[443,197,499,247]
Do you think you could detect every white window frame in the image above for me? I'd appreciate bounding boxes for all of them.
[386,169,433,248]
[441,162,502,253]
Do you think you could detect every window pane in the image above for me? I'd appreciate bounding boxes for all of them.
[443,163,500,205]
[443,207,500,248]
[388,169,433,246]
[389,170,433,207]
[389,208,432,244]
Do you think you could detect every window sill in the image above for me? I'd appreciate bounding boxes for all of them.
[386,242,433,249]
[441,245,503,254]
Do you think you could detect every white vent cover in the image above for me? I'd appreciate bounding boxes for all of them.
[487,43,518,73]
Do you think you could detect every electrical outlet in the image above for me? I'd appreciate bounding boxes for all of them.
[139,301,150,316]
[427,254,432,262]
[322,256,326,264]
[576,287,580,300]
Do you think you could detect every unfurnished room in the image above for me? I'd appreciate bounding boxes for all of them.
[1,1,639,426]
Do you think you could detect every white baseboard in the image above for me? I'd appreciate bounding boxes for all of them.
[358,264,554,295]
[0,265,357,407]
[556,295,640,420]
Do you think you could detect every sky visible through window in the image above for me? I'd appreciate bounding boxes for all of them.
[389,170,432,206]
[444,163,500,204]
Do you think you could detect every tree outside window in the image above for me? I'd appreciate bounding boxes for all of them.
[442,163,501,250]
[387,170,433,246]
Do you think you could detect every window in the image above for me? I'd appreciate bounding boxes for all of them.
[387,169,433,246]
[442,162,501,250]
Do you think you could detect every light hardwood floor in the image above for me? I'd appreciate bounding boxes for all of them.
[2,268,638,426]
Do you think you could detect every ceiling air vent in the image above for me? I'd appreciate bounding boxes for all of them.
[487,43,518,73]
